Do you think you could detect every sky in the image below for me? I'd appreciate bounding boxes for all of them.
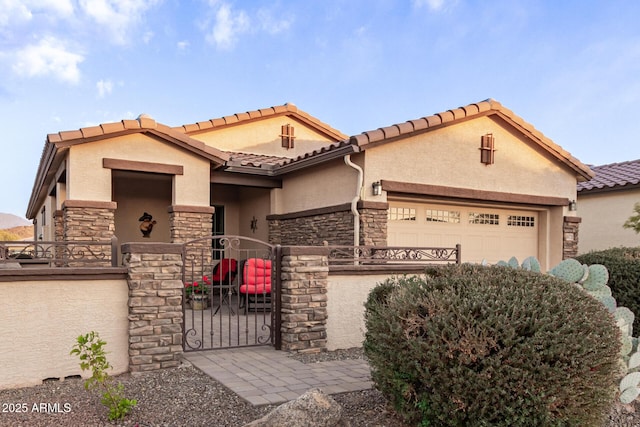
[1,0,640,219]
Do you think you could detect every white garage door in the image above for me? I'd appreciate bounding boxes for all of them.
[387,202,539,264]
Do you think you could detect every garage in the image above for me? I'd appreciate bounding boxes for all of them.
[387,201,539,264]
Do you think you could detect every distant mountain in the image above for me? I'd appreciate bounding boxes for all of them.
[0,213,30,230]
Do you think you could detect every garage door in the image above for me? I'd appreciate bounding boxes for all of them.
[387,202,538,264]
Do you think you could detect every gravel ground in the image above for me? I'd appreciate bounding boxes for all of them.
[0,348,637,426]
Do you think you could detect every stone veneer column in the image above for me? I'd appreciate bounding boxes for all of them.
[121,242,183,372]
[168,205,214,243]
[62,200,116,241]
[359,201,389,246]
[280,246,329,353]
[62,200,116,267]
[563,216,581,259]
[53,210,64,242]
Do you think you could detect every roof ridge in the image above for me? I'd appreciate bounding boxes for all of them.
[173,103,348,141]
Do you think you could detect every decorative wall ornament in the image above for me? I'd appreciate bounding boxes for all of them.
[138,212,157,238]
[250,216,258,233]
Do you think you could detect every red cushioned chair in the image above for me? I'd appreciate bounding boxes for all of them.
[238,258,272,314]
[208,258,238,315]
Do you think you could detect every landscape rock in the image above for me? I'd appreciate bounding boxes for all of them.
[243,388,348,427]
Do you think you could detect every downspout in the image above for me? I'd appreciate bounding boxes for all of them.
[344,155,363,263]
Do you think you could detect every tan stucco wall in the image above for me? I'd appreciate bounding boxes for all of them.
[113,172,172,244]
[67,134,210,206]
[363,117,577,200]
[326,274,392,350]
[276,158,359,213]
[192,115,336,158]
[578,190,640,253]
[0,279,129,390]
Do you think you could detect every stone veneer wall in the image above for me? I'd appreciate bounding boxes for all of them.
[54,210,64,242]
[359,203,388,246]
[121,243,183,372]
[268,201,388,246]
[563,216,581,259]
[62,200,116,241]
[279,246,329,353]
[168,205,214,243]
[62,200,116,267]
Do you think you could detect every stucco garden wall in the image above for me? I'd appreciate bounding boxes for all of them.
[0,276,129,390]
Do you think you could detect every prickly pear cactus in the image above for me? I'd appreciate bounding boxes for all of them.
[548,259,585,283]
[581,264,609,291]
[521,256,541,273]
[620,372,640,404]
[514,256,640,404]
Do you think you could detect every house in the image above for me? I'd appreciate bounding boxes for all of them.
[577,159,640,253]
[26,99,593,270]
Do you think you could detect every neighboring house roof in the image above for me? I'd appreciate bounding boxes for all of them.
[577,159,640,193]
[348,99,594,182]
[174,103,349,141]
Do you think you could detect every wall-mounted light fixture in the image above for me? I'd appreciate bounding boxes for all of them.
[250,216,258,233]
[372,181,382,196]
[568,200,577,211]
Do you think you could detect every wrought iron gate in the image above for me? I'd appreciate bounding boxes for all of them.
[181,236,280,351]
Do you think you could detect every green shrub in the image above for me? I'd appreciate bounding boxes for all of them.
[364,264,621,427]
[575,247,640,333]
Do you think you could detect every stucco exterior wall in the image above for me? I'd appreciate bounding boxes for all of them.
[0,279,129,390]
[277,158,358,213]
[67,134,210,206]
[191,115,336,158]
[578,190,640,253]
[362,117,577,201]
[326,274,391,351]
[113,172,172,244]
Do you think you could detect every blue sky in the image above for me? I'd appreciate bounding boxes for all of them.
[1,0,639,218]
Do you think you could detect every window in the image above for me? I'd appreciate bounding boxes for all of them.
[508,215,535,227]
[469,212,499,225]
[212,205,225,260]
[41,206,46,226]
[388,207,416,221]
[426,209,460,223]
[280,124,295,149]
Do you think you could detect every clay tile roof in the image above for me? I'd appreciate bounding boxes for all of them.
[577,159,640,192]
[174,103,347,141]
[228,152,288,168]
[348,98,594,181]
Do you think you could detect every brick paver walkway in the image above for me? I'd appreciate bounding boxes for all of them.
[183,346,373,406]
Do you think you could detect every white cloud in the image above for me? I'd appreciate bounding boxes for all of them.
[0,0,32,27]
[412,0,453,12]
[96,79,113,98]
[177,40,190,50]
[31,0,74,17]
[12,37,84,84]
[203,2,293,50]
[78,0,159,45]
[257,8,292,35]
[206,2,250,50]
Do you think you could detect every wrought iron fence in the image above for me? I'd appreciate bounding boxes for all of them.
[327,244,461,265]
[0,237,119,267]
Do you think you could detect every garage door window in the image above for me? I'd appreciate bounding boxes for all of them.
[388,207,416,221]
[426,209,460,224]
[508,215,535,227]
[469,212,499,225]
